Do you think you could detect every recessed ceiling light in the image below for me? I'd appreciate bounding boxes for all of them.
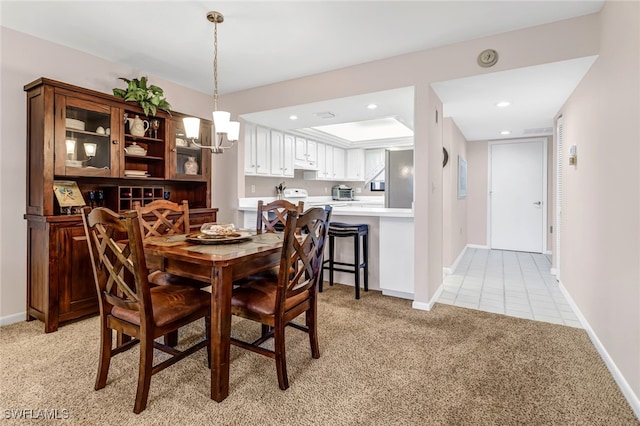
[496,101,510,108]
[367,103,378,110]
[500,130,511,135]
[289,115,298,120]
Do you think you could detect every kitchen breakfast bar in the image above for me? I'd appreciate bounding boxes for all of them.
[238,197,415,300]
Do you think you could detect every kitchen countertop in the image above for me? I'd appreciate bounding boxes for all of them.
[238,196,413,218]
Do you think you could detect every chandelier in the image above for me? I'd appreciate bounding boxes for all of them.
[184,11,239,154]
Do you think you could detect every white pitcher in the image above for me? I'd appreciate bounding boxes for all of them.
[126,115,149,137]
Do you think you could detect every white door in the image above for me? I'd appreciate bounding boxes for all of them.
[490,139,546,253]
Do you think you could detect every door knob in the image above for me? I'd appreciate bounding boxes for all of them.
[533,201,542,206]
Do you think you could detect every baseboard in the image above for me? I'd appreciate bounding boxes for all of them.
[557,280,640,419]
[443,245,469,277]
[381,289,413,300]
[0,311,26,327]
[412,284,443,312]
[467,244,490,249]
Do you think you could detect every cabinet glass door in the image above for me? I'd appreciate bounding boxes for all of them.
[172,119,209,180]
[55,95,119,177]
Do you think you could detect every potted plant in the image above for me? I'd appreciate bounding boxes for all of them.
[112,76,171,117]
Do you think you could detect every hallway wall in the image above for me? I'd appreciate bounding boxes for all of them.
[557,0,640,405]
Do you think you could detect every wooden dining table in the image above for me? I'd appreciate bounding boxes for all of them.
[143,231,285,402]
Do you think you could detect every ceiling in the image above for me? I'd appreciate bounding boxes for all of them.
[2,1,604,144]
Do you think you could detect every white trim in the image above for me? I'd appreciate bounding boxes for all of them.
[381,289,414,300]
[550,267,559,277]
[0,311,26,327]
[487,138,548,253]
[411,284,443,311]
[543,250,552,255]
[467,243,489,250]
[558,280,640,419]
[444,245,468,276]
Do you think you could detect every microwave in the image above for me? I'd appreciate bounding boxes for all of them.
[332,185,355,201]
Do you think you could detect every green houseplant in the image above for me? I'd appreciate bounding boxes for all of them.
[112,76,171,117]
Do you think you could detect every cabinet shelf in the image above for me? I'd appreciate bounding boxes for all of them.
[125,134,162,143]
[66,128,110,138]
[124,154,163,161]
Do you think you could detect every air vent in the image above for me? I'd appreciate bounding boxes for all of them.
[523,127,553,135]
[313,111,335,119]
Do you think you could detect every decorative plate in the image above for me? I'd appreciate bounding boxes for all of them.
[185,231,252,245]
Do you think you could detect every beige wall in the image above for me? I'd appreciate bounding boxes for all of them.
[442,118,468,267]
[556,0,640,401]
[466,141,489,246]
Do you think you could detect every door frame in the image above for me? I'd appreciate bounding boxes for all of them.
[486,137,548,253]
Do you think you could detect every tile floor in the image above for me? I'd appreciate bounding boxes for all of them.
[438,248,582,328]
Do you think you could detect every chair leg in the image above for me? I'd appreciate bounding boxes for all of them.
[133,335,154,414]
[274,323,289,390]
[307,299,320,359]
[329,235,335,287]
[354,234,360,300]
[164,330,178,347]
[363,232,369,292]
[95,325,112,390]
[205,316,211,369]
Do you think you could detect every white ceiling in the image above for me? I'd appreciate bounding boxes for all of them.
[2,1,604,144]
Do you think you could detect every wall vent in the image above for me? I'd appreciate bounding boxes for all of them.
[313,111,335,119]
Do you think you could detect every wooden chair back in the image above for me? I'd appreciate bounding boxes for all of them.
[83,207,152,321]
[256,199,304,234]
[276,205,332,315]
[133,199,190,238]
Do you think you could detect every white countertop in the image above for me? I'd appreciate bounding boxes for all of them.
[238,196,413,218]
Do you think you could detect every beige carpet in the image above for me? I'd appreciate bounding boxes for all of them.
[1,284,637,425]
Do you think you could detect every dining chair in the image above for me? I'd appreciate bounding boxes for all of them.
[82,207,211,414]
[230,205,332,390]
[256,199,304,234]
[133,199,209,288]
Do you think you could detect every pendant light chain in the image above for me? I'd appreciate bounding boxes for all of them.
[213,19,219,112]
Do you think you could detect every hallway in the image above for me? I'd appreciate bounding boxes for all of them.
[438,248,581,328]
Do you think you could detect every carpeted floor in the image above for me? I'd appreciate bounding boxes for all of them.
[1,284,637,425]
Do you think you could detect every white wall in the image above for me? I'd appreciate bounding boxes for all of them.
[556,0,640,405]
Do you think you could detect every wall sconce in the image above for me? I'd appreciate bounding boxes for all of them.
[65,138,76,160]
[569,145,577,166]
[84,143,97,160]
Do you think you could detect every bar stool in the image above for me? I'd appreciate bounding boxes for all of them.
[321,222,369,299]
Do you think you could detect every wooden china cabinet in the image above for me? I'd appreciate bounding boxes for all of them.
[24,78,218,332]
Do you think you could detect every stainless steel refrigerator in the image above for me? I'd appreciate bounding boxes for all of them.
[384,149,414,208]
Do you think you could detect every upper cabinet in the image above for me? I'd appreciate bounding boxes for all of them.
[270,130,294,177]
[294,137,317,170]
[346,149,365,181]
[24,77,213,216]
[54,91,122,178]
[170,113,211,181]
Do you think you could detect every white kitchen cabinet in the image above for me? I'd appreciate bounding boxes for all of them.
[379,217,414,299]
[324,145,334,180]
[244,123,257,175]
[255,126,270,175]
[269,131,294,177]
[295,137,317,169]
[332,146,345,180]
[346,149,365,181]
[282,133,295,177]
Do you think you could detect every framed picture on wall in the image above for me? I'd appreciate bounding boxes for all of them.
[458,156,467,199]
